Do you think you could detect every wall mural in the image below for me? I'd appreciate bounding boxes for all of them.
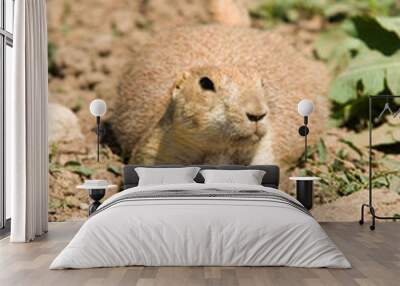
[47,0,400,222]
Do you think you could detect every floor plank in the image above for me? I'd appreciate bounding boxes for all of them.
[0,222,398,286]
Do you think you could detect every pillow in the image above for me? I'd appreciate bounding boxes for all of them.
[200,169,266,185]
[135,167,200,186]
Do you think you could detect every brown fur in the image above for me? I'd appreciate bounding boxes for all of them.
[111,25,329,165]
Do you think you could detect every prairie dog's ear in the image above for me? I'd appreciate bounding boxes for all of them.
[172,71,190,100]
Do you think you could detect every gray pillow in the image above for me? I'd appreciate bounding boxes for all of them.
[135,167,201,186]
[200,169,266,185]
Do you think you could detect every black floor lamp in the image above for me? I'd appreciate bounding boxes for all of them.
[359,95,399,230]
[85,99,108,215]
[89,99,107,162]
[297,99,314,163]
[292,99,316,210]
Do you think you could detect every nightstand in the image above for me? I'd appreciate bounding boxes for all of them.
[77,180,117,215]
[289,177,320,210]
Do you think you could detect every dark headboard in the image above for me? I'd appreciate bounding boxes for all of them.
[122,165,280,189]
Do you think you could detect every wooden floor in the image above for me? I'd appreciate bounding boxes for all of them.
[0,222,399,286]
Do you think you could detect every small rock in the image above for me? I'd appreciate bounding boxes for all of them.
[111,10,134,34]
[48,103,84,144]
[54,47,92,76]
[65,196,81,208]
[79,72,105,90]
[94,35,113,57]
[80,203,89,210]
[63,189,76,196]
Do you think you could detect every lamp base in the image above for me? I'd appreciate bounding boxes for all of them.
[296,180,313,210]
[88,188,106,215]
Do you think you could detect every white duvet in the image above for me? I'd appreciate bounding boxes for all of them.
[50,183,351,269]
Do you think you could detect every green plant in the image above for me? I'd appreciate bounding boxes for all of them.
[250,0,326,25]
[107,165,122,176]
[71,97,84,113]
[111,22,123,38]
[61,0,71,35]
[253,1,400,134]
[313,14,400,131]
[64,161,95,178]
[49,142,58,162]
[251,0,399,26]
[291,138,400,198]
[48,42,58,76]
[48,143,62,174]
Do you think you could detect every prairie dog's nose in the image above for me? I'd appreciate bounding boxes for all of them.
[246,112,266,122]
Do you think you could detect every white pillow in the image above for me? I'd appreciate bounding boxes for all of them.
[200,169,266,185]
[135,167,200,186]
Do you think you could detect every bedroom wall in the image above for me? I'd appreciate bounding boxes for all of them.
[46,0,400,222]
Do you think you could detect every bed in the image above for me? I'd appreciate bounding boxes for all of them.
[50,165,350,269]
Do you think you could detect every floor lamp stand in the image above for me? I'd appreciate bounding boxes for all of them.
[298,116,309,164]
[359,95,399,230]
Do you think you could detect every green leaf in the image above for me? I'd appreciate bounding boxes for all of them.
[64,160,81,167]
[49,142,59,163]
[375,16,400,39]
[328,37,368,75]
[389,176,400,194]
[339,138,363,157]
[323,3,356,20]
[342,182,360,195]
[49,198,63,209]
[315,26,367,68]
[317,14,400,129]
[69,166,94,177]
[386,60,400,95]
[298,169,308,177]
[329,74,359,104]
[107,165,122,176]
[352,16,400,55]
[317,139,327,163]
[315,28,352,59]
[373,176,389,187]
[49,162,61,174]
[329,51,400,104]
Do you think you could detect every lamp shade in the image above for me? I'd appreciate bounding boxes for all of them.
[297,99,314,117]
[90,99,107,117]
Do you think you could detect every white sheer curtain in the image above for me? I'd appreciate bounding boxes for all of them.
[7,0,48,242]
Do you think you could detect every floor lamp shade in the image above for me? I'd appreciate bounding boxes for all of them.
[90,99,107,117]
[298,99,314,117]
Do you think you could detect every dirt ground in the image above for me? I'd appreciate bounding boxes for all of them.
[46,0,400,222]
[312,188,400,222]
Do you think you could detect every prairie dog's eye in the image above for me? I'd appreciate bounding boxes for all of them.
[199,77,216,92]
